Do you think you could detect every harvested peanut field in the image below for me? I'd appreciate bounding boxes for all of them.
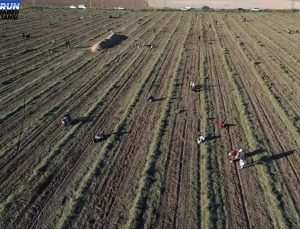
[0,9,300,228]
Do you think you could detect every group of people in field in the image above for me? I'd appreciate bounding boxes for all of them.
[62,113,107,143]
[61,77,247,168]
[187,80,248,168]
[196,123,247,169]
[191,78,247,169]
[21,32,30,39]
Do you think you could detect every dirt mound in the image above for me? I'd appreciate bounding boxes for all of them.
[90,42,100,52]
[90,31,128,52]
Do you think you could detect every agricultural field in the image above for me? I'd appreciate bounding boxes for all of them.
[0,8,300,228]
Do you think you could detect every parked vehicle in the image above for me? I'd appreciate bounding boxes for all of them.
[251,7,261,11]
[78,4,87,9]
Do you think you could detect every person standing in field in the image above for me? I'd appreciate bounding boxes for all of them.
[238,149,246,169]
[229,149,246,168]
[229,149,238,162]
[196,135,206,144]
[65,40,70,48]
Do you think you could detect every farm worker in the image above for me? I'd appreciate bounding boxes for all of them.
[197,135,206,144]
[228,149,238,162]
[229,149,246,168]
[237,149,246,168]
[62,113,72,126]
[65,40,70,48]
[94,131,106,142]
[148,95,154,103]
[189,81,195,91]
[217,121,225,128]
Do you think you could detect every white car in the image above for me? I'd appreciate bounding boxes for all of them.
[251,7,261,11]
[69,5,76,9]
[78,4,87,9]
[181,6,193,11]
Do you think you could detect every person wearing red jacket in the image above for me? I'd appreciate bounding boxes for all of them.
[228,149,238,162]
[229,149,246,168]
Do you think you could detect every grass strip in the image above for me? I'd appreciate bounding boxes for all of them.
[125,14,191,229]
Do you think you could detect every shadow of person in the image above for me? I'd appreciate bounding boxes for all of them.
[224,123,236,128]
[244,150,295,168]
[107,131,131,139]
[206,135,220,142]
[192,85,201,92]
[203,84,214,91]
[71,117,93,125]
[153,97,166,102]
[246,148,266,158]
[259,150,295,164]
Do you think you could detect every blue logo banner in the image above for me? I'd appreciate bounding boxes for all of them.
[0,0,21,11]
